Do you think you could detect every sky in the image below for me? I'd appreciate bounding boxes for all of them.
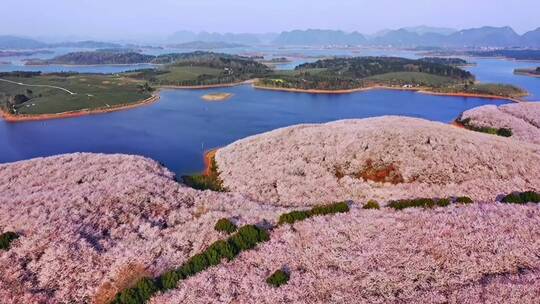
[2,0,539,41]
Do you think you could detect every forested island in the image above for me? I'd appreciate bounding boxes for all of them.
[467,50,540,61]
[126,52,271,86]
[0,50,53,58]
[255,56,526,99]
[25,51,156,65]
[514,67,540,77]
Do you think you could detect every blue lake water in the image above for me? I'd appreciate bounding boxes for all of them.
[0,85,507,175]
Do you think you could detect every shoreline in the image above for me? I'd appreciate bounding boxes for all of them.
[417,90,523,103]
[253,84,523,102]
[203,149,218,176]
[159,79,255,90]
[253,84,381,94]
[0,95,160,123]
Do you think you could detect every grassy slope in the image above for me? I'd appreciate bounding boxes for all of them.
[155,66,223,82]
[0,75,150,115]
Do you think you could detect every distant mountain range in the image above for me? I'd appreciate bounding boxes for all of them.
[272,27,540,47]
[0,36,122,49]
[2,26,540,50]
[168,31,278,45]
[167,41,246,49]
[0,36,48,49]
[273,29,366,45]
[401,26,457,36]
[522,28,540,47]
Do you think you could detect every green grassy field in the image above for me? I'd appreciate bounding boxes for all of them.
[154,66,223,82]
[366,72,458,87]
[0,75,151,115]
[275,68,328,76]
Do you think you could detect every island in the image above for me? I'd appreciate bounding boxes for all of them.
[514,67,540,78]
[255,56,527,100]
[201,92,233,101]
[0,50,53,58]
[25,51,156,65]
[126,51,271,87]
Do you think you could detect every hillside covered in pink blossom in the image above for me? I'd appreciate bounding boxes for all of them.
[1,116,540,303]
[151,204,540,304]
[0,154,287,303]
[460,102,540,145]
[216,116,540,206]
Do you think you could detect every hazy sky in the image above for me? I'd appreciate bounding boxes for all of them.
[2,0,539,41]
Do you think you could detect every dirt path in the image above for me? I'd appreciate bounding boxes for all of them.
[0,78,77,95]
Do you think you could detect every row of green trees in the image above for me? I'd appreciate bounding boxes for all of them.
[278,202,350,225]
[387,196,473,210]
[0,231,19,250]
[457,117,513,137]
[112,224,270,304]
[258,74,364,90]
[502,191,540,204]
[112,201,351,303]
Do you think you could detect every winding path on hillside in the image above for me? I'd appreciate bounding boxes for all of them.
[0,78,77,95]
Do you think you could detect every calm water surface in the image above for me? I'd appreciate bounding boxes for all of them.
[0,85,507,175]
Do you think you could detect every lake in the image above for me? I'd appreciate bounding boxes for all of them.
[0,85,507,176]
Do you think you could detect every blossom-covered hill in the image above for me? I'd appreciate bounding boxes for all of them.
[216,116,540,206]
[460,102,540,145]
[151,204,540,304]
[1,116,540,303]
[0,154,287,303]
